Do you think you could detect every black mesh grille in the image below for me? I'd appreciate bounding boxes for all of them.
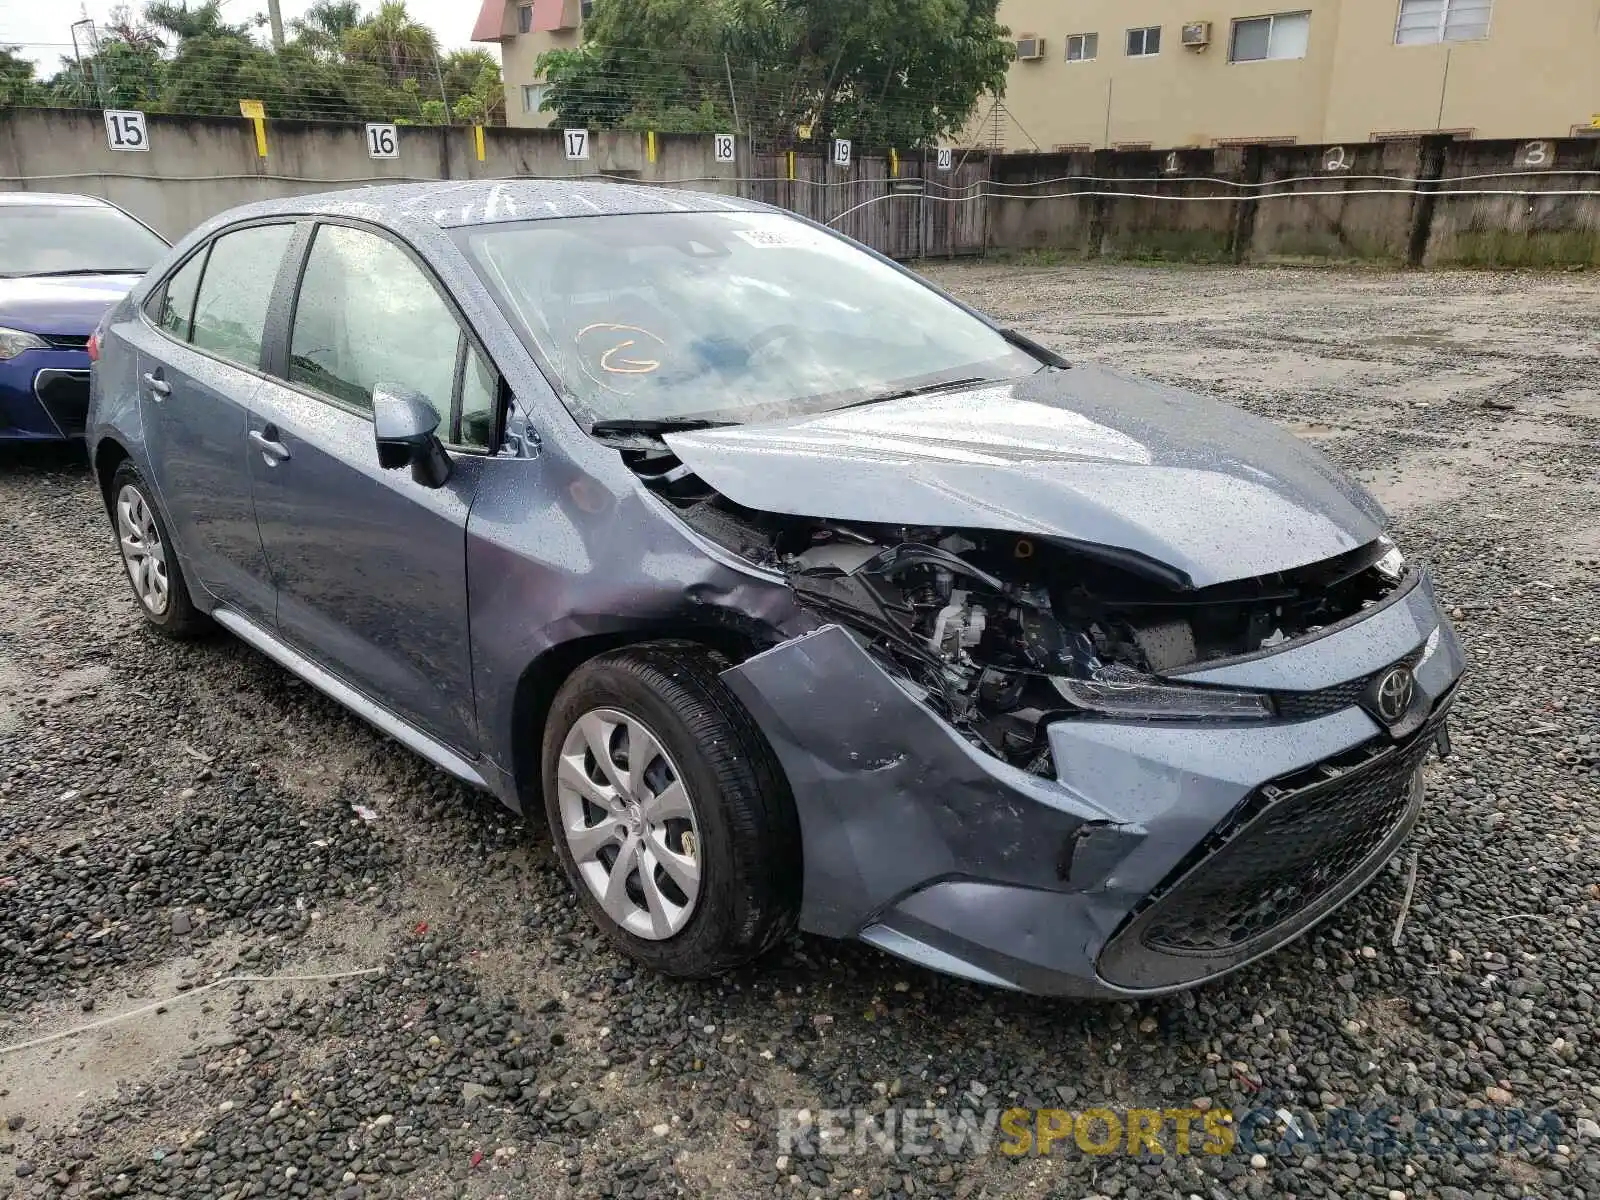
[1273,673,1374,720]
[40,333,90,350]
[1138,730,1433,955]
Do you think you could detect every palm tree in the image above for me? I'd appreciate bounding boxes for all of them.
[142,1,249,42]
[290,1,363,61]
[343,1,440,86]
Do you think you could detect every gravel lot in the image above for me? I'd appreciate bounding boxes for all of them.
[2,261,1598,1200]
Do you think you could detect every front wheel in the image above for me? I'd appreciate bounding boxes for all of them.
[541,642,801,978]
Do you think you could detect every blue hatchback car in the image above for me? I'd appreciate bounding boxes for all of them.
[87,181,1464,997]
[0,193,169,441]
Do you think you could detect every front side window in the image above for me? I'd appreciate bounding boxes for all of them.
[518,4,532,33]
[289,224,461,418]
[1066,33,1099,61]
[153,249,208,341]
[1231,11,1311,61]
[523,83,548,114]
[457,211,1040,429]
[0,203,168,278]
[460,346,498,450]
[1126,26,1161,56]
[189,224,294,369]
[1395,0,1492,44]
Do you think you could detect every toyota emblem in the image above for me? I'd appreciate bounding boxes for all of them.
[1374,665,1415,724]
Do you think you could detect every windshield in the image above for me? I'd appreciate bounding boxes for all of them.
[0,204,169,277]
[457,211,1038,428]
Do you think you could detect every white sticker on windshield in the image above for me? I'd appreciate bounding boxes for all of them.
[732,227,818,249]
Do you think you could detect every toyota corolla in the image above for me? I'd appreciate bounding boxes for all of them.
[86,181,1465,996]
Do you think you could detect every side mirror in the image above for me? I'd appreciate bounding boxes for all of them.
[373,386,451,488]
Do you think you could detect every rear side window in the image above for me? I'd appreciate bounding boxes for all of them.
[289,224,460,417]
[154,249,208,341]
[190,224,294,369]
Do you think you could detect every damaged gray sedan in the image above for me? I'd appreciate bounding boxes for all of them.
[88,181,1465,997]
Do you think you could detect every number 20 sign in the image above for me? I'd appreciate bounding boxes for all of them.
[104,110,149,152]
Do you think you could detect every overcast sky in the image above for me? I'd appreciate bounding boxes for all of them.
[2,1,489,71]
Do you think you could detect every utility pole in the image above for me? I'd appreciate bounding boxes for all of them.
[266,0,285,49]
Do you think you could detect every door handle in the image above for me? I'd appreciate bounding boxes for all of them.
[249,429,291,464]
[142,372,170,399]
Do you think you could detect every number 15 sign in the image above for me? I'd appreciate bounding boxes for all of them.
[104,110,150,152]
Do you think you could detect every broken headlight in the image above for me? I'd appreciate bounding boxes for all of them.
[1374,535,1407,582]
[1052,668,1273,721]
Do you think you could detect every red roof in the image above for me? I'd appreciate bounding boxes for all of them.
[471,0,509,42]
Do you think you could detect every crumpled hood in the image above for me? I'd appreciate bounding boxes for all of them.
[0,274,139,337]
[664,365,1388,588]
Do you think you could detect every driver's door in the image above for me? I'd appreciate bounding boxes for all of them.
[247,220,498,755]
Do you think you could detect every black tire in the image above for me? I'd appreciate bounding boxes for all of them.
[108,460,208,638]
[541,641,801,978]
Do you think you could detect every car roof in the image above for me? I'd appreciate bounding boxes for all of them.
[206,179,769,234]
[0,192,113,208]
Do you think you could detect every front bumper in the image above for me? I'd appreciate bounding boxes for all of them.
[722,569,1465,997]
[0,348,92,441]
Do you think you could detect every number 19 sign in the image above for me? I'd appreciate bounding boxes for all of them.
[832,139,852,168]
[366,123,399,159]
[104,110,150,152]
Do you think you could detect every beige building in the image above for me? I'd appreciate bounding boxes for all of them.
[472,0,591,128]
[473,0,1600,147]
[978,0,1600,150]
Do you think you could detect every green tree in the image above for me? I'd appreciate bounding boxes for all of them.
[439,48,504,124]
[0,46,41,107]
[143,0,250,41]
[539,0,1011,147]
[289,0,363,61]
[343,1,440,87]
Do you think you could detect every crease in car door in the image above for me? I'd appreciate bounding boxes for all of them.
[134,224,295,627]
[247,221,481,756]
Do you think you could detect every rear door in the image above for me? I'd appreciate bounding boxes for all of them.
[248,219,494,755]
[127,222,297,623]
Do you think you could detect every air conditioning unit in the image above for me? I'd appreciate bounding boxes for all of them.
[1181,22,1212,48]
[1015,35,1045,60]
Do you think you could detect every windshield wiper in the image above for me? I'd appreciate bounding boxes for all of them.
[15,268,148,278]
[588,417,736,440]
[999,327,1071,368]
[833,375,991,412]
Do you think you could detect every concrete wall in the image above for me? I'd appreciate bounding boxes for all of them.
[1,109,1595,267]
[988,136,1600,266]
[0,109,743,242]
[974,0,1600,151]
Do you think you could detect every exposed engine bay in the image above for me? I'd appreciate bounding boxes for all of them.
[627,446,1408,772]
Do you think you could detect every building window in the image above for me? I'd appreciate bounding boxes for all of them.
[1394,0,1492,44]
[1066,32,1099,61]
[518,4,532,34]
[1230,11,1310,60]
[580,0,595,18]
[1125,26,1161,56]
[522,83,549,114]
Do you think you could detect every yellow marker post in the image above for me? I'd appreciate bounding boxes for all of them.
[473,124,486,163]
[1592,113,1600,129]
[890,148,899,178]
[786,150,795,181]
[239,99,267,158]
[647,130,657,164]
